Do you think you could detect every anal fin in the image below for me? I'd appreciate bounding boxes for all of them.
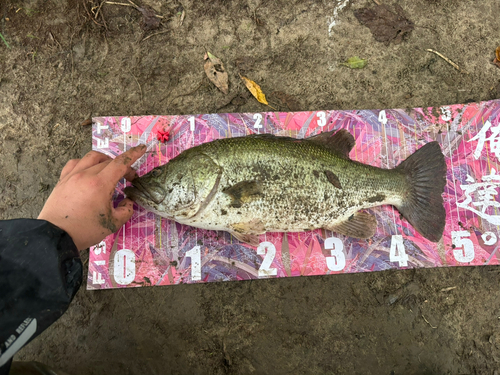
[325,211,377,239]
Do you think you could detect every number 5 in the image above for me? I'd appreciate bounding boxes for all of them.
[452,231,474,263]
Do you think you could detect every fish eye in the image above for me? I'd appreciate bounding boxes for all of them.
[150,169,161,177]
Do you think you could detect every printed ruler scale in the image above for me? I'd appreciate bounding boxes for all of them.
[88,99,500,290]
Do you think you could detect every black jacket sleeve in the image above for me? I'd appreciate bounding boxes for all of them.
[0,219,82,375]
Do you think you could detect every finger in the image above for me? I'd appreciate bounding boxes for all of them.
[113,199,135,226]
[84,158,113,175]
[100,145,147,186]
[72,151,111,175]
[88,161,137,181]
[59,159,80,181]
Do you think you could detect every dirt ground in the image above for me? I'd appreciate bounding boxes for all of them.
[1,0,500,374]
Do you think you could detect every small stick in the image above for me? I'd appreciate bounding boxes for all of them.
[105,0,164,18]
[426,48,468,74]
[422,314,437,329]
[141,29,169,42]
[131,73,143,102]
[372,0,381,5]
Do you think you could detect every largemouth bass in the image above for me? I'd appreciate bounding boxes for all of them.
[124,130,446,245]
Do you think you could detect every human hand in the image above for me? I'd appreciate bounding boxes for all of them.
[38,145,147,250]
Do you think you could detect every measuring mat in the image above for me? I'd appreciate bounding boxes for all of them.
[88,99,500,289]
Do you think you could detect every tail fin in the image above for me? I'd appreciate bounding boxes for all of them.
[395,142,447,242]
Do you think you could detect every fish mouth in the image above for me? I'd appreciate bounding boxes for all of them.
[124,179,164,205]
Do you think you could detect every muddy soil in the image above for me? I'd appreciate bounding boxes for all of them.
[1,0,500,374]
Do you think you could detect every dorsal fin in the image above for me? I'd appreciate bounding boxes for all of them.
[306,129,355,158]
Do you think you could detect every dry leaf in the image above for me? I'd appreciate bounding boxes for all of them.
[272,91,300,111]
[354,4,414,45]
[204,52,229,94]
[138,6,161,31]
[240,75,268,105]
[494,46,500,68]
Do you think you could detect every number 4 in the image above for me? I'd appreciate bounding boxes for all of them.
[390,235,408,267]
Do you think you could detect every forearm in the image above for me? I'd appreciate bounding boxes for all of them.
[0,219,82,373]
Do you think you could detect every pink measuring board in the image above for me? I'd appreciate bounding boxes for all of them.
[88,99,500,290]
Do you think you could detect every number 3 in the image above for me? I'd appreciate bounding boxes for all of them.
[317,111,326,127]
[325,237,346,271]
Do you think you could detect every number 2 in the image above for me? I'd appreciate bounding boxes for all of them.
[325,237,346,271]
[253,113,263,129]
[257,241,277,277]
[186,246,202,281]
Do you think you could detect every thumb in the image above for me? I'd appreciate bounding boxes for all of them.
[113,199,135,226]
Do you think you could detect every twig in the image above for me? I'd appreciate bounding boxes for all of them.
[372,0,381,5]
[0,33,10,49]
[105,0,164,18]
[426,49,468,74]
[141,29,169,42]
[104,1,135,7]
[422,314,437,329]
[440,286,457,292]
[131,73,143,102]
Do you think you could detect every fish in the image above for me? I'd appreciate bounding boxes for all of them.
[124,129,447,246]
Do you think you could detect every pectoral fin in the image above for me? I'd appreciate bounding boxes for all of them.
[325,212,377,239]
[223,180,263,208]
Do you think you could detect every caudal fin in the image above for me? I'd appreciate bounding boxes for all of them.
[395,142,447,242]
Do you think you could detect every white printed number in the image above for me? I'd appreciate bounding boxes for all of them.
[257,241,277,277]
[389,235,409,267]
[325,237,346,271]
[253,113,263,129]
[441,107,452,122]
[120,117,131,133]
[378,110,388,125]
[186,246,202,281]
[452,231,475,263]
[113,249,136,285]
[317,111,326,127]
[189,116,195,131]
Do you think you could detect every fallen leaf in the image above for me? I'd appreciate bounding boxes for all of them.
[340,56,368,69]
[494,46,500,68]
[240,75,268,105]
[80,118,92,126]
[204,52,229,94]
[354,4,414,45]
[272,91,300,111]
[138,6,161,31]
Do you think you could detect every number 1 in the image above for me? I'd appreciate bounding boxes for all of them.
[186,246,202,281]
